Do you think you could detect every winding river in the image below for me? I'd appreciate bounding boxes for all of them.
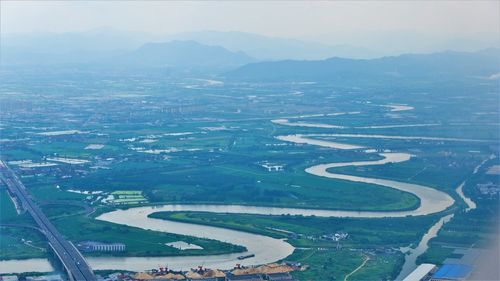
[6,109,493,275]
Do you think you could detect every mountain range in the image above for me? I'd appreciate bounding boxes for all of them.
[1,28,498,79]
[110,40,255,71]
[3,28,498,64]
[225,49,500,81]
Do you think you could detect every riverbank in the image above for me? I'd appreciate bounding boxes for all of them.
[0,192,247,262]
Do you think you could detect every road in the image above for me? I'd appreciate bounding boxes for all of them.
[344,254,370,281]
[0,160,96,281]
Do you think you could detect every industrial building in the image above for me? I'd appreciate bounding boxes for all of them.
[402,263,437,281]
[25,275,65,281]
[225,274,264,281]
[76,241,126,252]
[0,276,19,281]
[430,264,473,281]
[265,272,298,281]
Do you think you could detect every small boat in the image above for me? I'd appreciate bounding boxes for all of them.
[237,254,255,260]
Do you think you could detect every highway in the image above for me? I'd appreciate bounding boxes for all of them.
[0,160,96,281]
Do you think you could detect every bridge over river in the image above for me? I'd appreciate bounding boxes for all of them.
[0,160,96,281]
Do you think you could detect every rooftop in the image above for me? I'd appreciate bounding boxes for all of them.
[226,274,264,281]
[432,264,473,280]
[402,263,436,281]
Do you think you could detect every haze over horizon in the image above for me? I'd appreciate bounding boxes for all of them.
[1,2,499,281]
[1,0,499,57]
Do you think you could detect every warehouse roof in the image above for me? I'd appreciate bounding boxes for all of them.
[402,263,436,281]
[432,264,472,280]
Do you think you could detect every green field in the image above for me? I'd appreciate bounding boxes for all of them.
[288,249,403,281]
[52,214,245,257]
[150,211,440,248]
[0,190,245,259]
[418,157,500,265]
[149,211,433,279]
[0,69,498,279]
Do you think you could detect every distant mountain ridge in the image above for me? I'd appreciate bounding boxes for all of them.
[1,39,257,72]
[0,27,152,65]
[112,40,256,70]
[2,28,498,67]
[2,28,498,78]
[164,30,374,60]
[225,49,500,81]
[1,29,368,65]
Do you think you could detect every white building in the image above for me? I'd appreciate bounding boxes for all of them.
[403,263,437,281]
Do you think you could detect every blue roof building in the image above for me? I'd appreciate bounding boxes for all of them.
[430,264,473,281]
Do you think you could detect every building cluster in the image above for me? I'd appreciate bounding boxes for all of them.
[321,232,348,241]
[258,162,285,172]
[403,244,490,281]
[0,274,65,281]
[476,182,499,198]
[268,227,350,244]
[76,241,126,252]
[104,190,148,206]
[403,263,473,281]
[96,262,303,281]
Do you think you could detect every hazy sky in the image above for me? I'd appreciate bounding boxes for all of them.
[2,1,499,40]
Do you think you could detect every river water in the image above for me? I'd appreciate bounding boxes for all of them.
[6,123,489,275]
[395,214,454,280]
